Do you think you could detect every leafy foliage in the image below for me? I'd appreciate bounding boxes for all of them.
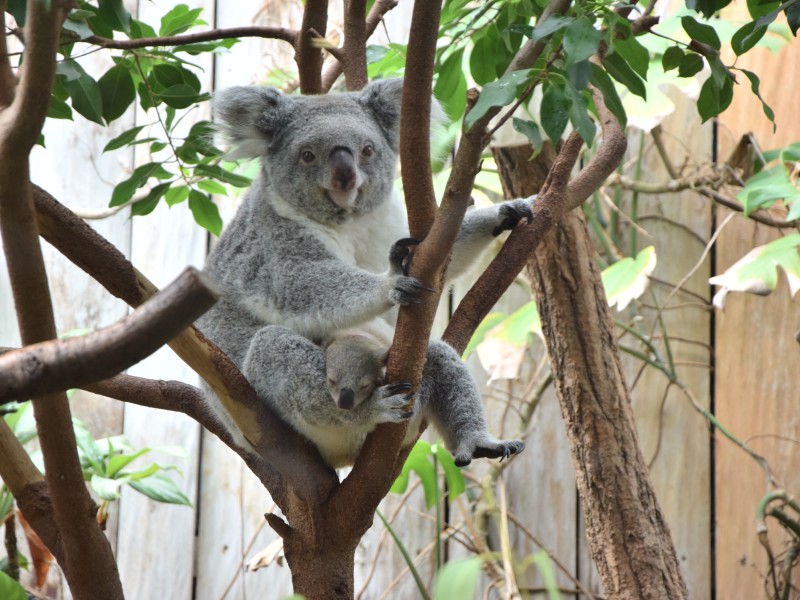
[391,440,465,508]
[738,142,800,219]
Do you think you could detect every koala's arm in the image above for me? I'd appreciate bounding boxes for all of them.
[447,196,536,280]
[242,251,424,339]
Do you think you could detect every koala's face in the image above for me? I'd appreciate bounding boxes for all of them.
[324,336,387,410]
[213,80,404,224]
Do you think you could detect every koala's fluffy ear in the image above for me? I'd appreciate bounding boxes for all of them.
[212,86,286,159]
[359,78,447,149]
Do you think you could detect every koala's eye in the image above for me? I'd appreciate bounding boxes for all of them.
[361,144,374,158]
[359,379,375,391]
[301,150,316,163]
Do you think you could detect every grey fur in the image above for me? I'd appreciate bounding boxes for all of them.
[197,79,529,466]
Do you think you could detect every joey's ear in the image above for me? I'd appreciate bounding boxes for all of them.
[212,86,286,159]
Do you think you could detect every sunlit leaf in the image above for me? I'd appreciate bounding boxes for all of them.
[128,473,192,506]
[102,125,145,152]
[0,572,26,600]
[433,558,483,600]
[602,246,657,311]
[188,190,222,235]
[709,233,800,308]
[465,69,533,129]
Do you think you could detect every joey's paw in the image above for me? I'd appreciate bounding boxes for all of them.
[388,238,421,275]
[388,274,433,306]
[375,384,416,423]
[492,198,535,237]
[454,439,526,467]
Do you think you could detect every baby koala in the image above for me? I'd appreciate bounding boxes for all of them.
[324,330,392,411]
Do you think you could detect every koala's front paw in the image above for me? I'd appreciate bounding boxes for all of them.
[453,437,526,467]
[492,197,535,237]
[388,237,421,275]
[389,275,432,306]
[375,382,415,423]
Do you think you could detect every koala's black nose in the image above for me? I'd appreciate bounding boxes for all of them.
[329,147,356,191]
[338,388,355,410]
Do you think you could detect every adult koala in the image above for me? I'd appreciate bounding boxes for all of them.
[198,79,530,467]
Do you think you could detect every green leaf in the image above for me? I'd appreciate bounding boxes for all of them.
[529,14,573,44]
[738,165,800,214]
[61,61,104,125]
[165,185,190,206]
[566,59,591,90]
[540,82,571,142]
[431,444,465,500]
[532,552,561,598]
[91,474,128,501]
[97,0,132,33]
[102,126,149,152]
[434,49,467,122]
[739,69,776,131]
[689,0,733,18]
[662,46,685,71]
[433,558,483,600]
[601,246,657,310]
[74,420,105,475]
[677,53,704,78]
[464,69,533,129]
[110,162,170,207]
[194,163,252,187]
[7,0,26,27]
[512,118,544,155]
[390,440,438,508]
[47,96,73,120]
[731,20,768,55]
[98,64,135,123]
[0,571,27,600]
[188,190,222,235]
[681,15,721,50]
[159,4,204,37]
[602,52,646,99]
[563,17,601,65]
[131,182,171,216]
[487,301,542,345]
[157,84,201,109]
[106,448,150,478]
[614,36,650,79]
[748,0,780,19]
[697,75,733,122]
[463,312,507,359]
[62,16,94,40]
[709,233,800,308]
[787,2,800,35]
[197,179,228,195]
[589,64,627,128]
[128,472,192,506]
[567,84,596,143]
[174,38,239,55]
[469,26,500,85]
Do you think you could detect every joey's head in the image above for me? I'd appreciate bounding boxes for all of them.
[213,79,409,224]
[324,333,388,410]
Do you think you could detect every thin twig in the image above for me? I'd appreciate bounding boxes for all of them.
[84,26,296,50]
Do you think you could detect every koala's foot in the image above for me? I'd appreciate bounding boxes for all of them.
[492,198,535,236]
[453,437,526,468]
[374,382,416,423]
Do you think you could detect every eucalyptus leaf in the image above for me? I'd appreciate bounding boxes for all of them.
[129,473,192,506]
[98,64,135,122]
[464,69,533,129]
[563,17,601,65]
[603,52,646,99]
[540,82,571,142]
[433,558,483,600]
[188,190,223,235]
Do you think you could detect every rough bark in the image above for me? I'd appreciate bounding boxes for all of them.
[494,144,689,599]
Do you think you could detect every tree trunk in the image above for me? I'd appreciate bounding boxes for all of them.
[494,144,689,599]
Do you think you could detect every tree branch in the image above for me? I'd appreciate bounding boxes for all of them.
[0,268,219,403]
[341,0,368,90]
[31,186,338,506]
[443,88,626,354]
[321,0,398,91]
[297,0,329,94]
[84,26,297,50]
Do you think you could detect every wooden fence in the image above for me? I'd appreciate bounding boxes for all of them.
[0,1,798,598]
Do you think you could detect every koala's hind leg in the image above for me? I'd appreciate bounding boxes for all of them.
[420,340,525,467]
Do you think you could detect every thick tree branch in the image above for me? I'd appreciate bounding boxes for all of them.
[443,89,626,354]
[341,0,368,90]
[30,187,338,506]
[297,0,328,94]
[0,2,124,596]
[0,268,219,403]
[321,0,398,91]
[84,26,297,50]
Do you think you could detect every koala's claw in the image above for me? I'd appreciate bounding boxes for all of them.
[454,439,526,467]
[493,201,534,237]
[385,382,412,395]
[389,238,421,275]
[401,411,415,419]
[390,276,433,306]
